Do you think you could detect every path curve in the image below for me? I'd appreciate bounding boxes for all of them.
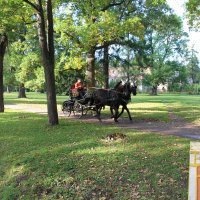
[5,104,200,140]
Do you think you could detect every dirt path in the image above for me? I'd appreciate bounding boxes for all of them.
[5,104,200,140]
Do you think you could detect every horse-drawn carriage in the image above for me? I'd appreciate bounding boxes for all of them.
[62,87,95,118]
[62,81,137,122]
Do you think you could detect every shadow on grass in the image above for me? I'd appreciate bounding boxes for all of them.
[0,111,190,199]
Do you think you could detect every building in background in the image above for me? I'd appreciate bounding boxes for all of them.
[109,67,168,93]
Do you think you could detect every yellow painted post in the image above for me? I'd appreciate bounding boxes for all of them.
[189,142,200,200]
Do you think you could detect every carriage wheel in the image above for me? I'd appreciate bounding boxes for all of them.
[73,101,83,118]
[62,101,73,117]
[81,105,88,116]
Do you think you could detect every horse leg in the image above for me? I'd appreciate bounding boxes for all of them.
[95,106,102,122]
[110,107,114,118]
[113,107,119,122]
[117,106,124,118]
[124,104,132,121]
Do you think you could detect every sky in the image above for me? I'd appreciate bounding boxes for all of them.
[166,0,200,57]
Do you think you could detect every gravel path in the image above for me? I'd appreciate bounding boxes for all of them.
[5,104,200,140]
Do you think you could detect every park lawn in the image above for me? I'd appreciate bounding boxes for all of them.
[4,92,67,105]
[130,93,200,124]
[4,92,48,104]
[165,95,200,124]
[0,111,190,200]
[5,92,200,124]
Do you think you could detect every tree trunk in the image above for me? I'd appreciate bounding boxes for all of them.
[18,83,26,98]
[0,33,8,112]
[151,86,158,95]
[36,0,58,125]
[86,48,95,88]
[0,55,4,112]
[7,86,12,93]
[103,45,109,89]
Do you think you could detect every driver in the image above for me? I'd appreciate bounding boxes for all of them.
[74,78,85,98]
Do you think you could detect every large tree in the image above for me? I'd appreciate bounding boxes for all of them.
[0,0,21,112]
[6,27,45,95]
[187,49,200,84]
[167,61,188,92]
[134,4,189,95]
[185,0,200,86]
[23,0,58,125]
[56,0,144,87]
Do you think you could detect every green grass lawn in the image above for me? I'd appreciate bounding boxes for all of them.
[131,93,200,124]
[1,92,199,199]
[5,92,200,124]
[4,92,67,105]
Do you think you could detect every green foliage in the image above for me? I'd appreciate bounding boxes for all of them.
[55,0,145,85]
[3,55,17,91]
[134,4,189,93]
[187,49,200,84]
[15,53,41,83]
[166,61,188,92]
[183,84,200,94]
[144,61,188,92]
[0,1,21,34]
[4,39,44,92]
[55,67,85,95]
[25,67,45,92]
[186,0,200,29]
[63,56,85,70]
[0,0,35,43]
[143,64,173,87]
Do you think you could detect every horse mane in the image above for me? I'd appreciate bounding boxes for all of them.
[114,81,122,90]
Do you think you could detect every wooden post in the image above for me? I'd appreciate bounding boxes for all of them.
[189,142,200,200]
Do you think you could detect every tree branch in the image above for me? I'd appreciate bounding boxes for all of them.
[23,0,40,12]
[95,39,139,50]
[101,0,125,12]
[21,15,37,25]
[62,31,82,48]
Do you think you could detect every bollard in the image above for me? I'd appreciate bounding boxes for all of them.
[189,142,200,200]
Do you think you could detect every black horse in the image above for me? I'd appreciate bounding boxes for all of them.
[111,81,137,121]
[91,81,137,122]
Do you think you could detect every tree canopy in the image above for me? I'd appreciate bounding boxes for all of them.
[186,0,200,29]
